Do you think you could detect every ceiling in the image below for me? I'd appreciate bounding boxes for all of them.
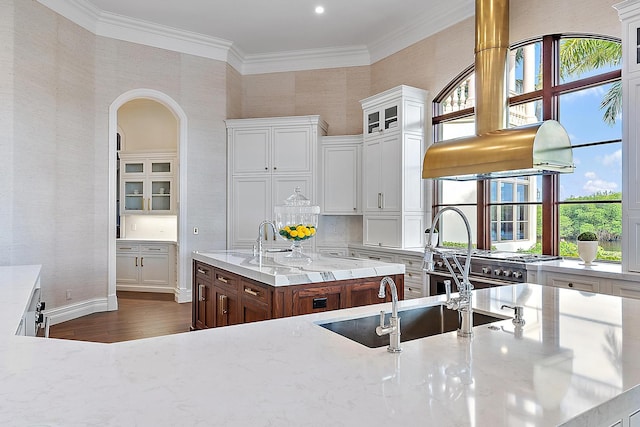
[38,0,474,73]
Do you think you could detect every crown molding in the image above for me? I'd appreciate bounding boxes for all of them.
[37,0,468,74]
[368,0,474,63]
[239,46,371,75]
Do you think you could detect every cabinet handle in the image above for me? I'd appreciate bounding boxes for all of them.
[197,267,207,275]
[273,166,277,170]
[148,248,161,251]
[244,287,259,297]
[198,284,205,302]
[217,275,228,283]
[377,193,382,209]
[141,257,144,267]
[369,256,381,260]
[120,247,133,250]
[380,193,384,209]
[219,295,228,315]
[135,256,138,267]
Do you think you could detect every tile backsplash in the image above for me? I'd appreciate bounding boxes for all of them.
[120,215,177,241]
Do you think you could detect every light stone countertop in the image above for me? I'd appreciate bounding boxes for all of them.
[2,264,640,426]
[116,238,177,244]
[192,249,405,286]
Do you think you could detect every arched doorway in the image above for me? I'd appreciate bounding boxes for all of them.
[107,89,188,310]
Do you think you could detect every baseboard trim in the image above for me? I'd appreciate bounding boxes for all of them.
[44,298,110,326]
[116,284,175,294]
[174,287,192,303]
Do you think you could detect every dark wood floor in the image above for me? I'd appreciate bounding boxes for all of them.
[47,291,192,343]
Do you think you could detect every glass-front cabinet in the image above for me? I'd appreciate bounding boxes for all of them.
[120,152,176,215]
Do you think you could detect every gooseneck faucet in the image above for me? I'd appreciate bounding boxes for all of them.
[423,207,474,337]
[254,220,278,256]
[375,276,401,353]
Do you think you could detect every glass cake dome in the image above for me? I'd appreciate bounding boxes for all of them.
[274,187,320,263]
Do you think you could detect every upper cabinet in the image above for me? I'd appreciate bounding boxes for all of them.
[320,135,362,215]
[120,151,177,215]
[226,116,328,249]
[360,85,428,249]
[229,123,314,175]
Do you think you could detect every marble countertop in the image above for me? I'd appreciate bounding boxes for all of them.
[192,249,405,286]
[2,264,640,426]
[116,238,177,244]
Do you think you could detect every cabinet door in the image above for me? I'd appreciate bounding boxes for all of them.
[230,128,270,173]
[272,126,312,173]
[348,279,399,307]
[292,284,343,315]
[273,175,312,207]
[378,135,401,212]
[363,138,383,213]
[116,252,140,284]
[230,176,271,247]
[195,279,214,329]
[139,250,170,287]
[321,145,359,214]
[213,286,239,327]
[149,178,173,213]
[363,216,402,247]
[122,180,145,213]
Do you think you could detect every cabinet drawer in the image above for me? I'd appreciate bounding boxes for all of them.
[241,281,270,305]
[404,285,424,299]
[116,244,140,252]
[396,255,422,270]
[404,269,424,286]
[546,274,600,293]
[213,270,238,293]
[141,244,168,254]
[195,262,214,282]
[350,249,395,263]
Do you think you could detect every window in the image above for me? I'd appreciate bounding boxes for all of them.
[432,35,621,261]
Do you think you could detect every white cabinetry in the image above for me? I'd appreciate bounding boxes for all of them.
[615,4,640,272]
[320,135,362,215]
[226,116,328,249]
[116,242,176,293]
[119,152,176,215]
[349,246,426,299]
[360,85,428,249]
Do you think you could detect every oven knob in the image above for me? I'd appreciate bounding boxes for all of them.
[482,267,491,274]
[494,269,502,276]
[436,261,443,268]
[502,270,511,277]
[512,271,523,279]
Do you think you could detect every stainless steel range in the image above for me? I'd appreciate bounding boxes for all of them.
[428,249,561,295]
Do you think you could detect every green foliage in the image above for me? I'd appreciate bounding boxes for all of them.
[559,192,622,241]
[577,231,597,241]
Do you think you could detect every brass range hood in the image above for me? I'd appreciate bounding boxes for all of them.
[422,0,574,180]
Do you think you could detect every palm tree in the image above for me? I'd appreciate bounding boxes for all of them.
[559,38,622,125]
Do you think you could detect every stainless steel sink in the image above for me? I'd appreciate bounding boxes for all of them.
[319,304,505,348]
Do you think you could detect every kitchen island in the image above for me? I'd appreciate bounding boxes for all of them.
[2,264,640,426]
[191,250,406,329]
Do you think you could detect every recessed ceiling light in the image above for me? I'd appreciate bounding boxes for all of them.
[315,6,325,14]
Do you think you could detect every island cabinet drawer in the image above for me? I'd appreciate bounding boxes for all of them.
[241,281,270,305]
[292,285,343,315]
[194,262,213,282]
[545,273,601,293]
[213,269,238,293]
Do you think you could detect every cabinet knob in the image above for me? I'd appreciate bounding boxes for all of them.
[568,282,574,288]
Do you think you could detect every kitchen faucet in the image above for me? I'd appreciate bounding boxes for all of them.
[254,220,278,256]
[423,207,474,337]
[375,276,401,353]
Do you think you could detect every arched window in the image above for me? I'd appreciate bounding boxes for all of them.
[432,34,622,261]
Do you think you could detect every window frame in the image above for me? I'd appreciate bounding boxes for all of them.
[431,34,622,256]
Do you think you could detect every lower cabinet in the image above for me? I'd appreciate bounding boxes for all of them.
[544,272,601,293]
[192,260,403,329]
[116,242,176,293]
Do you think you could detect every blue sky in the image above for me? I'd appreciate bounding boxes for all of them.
[558,83,622,200]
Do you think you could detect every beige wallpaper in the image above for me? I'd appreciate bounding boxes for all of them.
[118,99,178,151]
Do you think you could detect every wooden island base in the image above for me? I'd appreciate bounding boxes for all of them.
[193,260,404,330]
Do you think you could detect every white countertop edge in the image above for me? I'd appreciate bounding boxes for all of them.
[116,238,177,244]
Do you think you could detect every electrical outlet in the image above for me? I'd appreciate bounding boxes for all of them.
[193,227,199,235]
[66,289,72,300]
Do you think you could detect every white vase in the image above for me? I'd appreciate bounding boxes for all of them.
[429,232,439,246]
[577,241,598,265]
